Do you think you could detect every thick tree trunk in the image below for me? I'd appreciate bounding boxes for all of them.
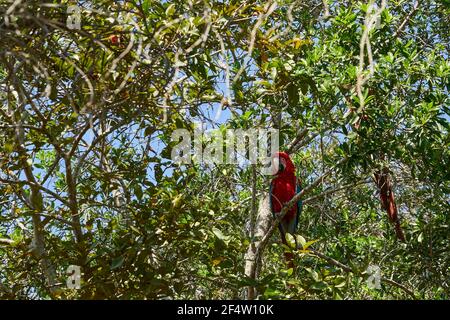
[244,193,272,300]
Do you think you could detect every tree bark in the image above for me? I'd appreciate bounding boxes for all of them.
[15,123,59,296]
[244,193,272,300]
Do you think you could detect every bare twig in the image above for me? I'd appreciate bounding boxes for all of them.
[393,0,420,39]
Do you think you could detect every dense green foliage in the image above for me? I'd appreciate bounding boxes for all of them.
[0,0,448,299]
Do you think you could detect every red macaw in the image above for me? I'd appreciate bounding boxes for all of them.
[269,152,303,266]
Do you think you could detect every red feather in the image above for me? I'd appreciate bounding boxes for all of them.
[270,152,299,268]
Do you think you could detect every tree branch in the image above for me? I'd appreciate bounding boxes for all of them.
[393,0,420,39]
[309,249,417,299]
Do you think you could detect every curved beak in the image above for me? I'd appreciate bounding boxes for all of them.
[271,156,285,175]
[271,156,280,175]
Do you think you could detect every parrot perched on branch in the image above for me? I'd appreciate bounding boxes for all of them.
[374,169,405,242]
[269,152,303,267]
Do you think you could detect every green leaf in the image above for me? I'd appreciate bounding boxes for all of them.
[165,4,176,16]
[303,239,319,250]
[296,235,306,248]
[142,0,150,13]
[311,281,328,290]
[212,227,230,244]
[286,233,296,248]
[111,256,124,270]
[286,268,294,276]
[287,83,299,106]
[264,287,281,297]
[334,277,347,288]
[418,233,423,243]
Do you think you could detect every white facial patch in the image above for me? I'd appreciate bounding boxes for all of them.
[272,156,280,175]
